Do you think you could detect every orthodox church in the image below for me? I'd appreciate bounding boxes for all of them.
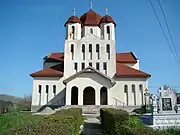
[30,8,151,112]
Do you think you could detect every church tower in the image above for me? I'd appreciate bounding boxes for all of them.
[64,9,82,40]
[100,8,116,40]
[64,8,117,78]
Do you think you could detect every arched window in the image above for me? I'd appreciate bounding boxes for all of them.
[71,44,74,60]
[38,85,41,105]
[107,26,110,34]
[46,85,49,93]
[124,85,128,106]
[53,85,56,96]
[90,28,93,34]
[72,26,75,39]
[89,44,92,60]
[72,26,75,34]
[74,63,78,72]
[106,44,110,60]
[132,85,136,105]
[89,44,92,52]
[139,84,143,105]
[71,44,74,52]
[103,62,107,75]
[96,44,100,59]
[107,26,110,40]
[38,85,42,93]
[82,44,85,52]
[82,44,85,60]
[106,44,110,53]
[124,85,128,93]
[46,85,49,104]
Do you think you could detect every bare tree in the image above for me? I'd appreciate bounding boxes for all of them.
[23,94,32,111]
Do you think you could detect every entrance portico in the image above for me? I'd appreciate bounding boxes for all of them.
[63,67,115,105]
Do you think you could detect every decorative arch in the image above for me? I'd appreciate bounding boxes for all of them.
[83,87,95,105]
[71,86,78,105]
[100,87,108,105]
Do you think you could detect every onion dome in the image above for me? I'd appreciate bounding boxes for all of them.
[100,15,116,27]
[80,9,102,26]
[64,16,81,27]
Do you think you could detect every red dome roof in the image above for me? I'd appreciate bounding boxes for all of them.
[80,9,102,26]
[100,15,116,27]
[64,16,81,27]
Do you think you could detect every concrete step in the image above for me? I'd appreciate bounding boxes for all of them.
[55,105,141,113]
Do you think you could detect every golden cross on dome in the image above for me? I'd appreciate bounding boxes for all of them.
[105,8,108,15]
[73,8,76,16]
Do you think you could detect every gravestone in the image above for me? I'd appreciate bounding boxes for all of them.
[141,86,180,129]
[158,86,177,113]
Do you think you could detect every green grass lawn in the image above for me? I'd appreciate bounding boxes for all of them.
[0,112,43,132]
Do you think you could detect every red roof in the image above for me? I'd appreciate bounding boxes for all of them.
[116,52,137,63]
[30,64,63,77]
[116,63,151,78]
[47,52,64,61]
[100,15,116,27]
[31,52,150,78]
[64,16,81,27]
[80,9,102,26]
[47,52,137,63]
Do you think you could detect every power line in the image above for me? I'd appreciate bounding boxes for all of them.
[157,0,180,66]
[148,0,180,67]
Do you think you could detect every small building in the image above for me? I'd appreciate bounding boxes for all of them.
[30,8,151,112]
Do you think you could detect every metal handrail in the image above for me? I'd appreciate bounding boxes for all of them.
[112,96,125,110]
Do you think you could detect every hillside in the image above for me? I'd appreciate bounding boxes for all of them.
[0,94,23,104]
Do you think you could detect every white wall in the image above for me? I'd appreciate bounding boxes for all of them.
[109,78,148,106]
[32,77,65,106]
[64,34,116,78]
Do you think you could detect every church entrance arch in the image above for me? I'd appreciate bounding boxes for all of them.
[71,86,78,105]
[83,87,95,105]
[100,87,108,105]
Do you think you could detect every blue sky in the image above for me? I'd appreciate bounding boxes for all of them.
[0,0,179,97]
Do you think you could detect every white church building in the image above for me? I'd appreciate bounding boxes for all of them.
[30,8,151,112]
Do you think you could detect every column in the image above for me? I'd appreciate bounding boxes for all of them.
[96,88,100,105]
[78,88,83,105]
[65,86,71,105]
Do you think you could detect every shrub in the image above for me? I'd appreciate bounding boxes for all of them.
[2,108,83,135]
[3,116,75,135]
[54,108,83,133]
[100,108,129,135]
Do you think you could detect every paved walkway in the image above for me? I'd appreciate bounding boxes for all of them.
[81,114,107,135]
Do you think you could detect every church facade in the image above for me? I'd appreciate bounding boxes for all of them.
[30,9,151,112]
